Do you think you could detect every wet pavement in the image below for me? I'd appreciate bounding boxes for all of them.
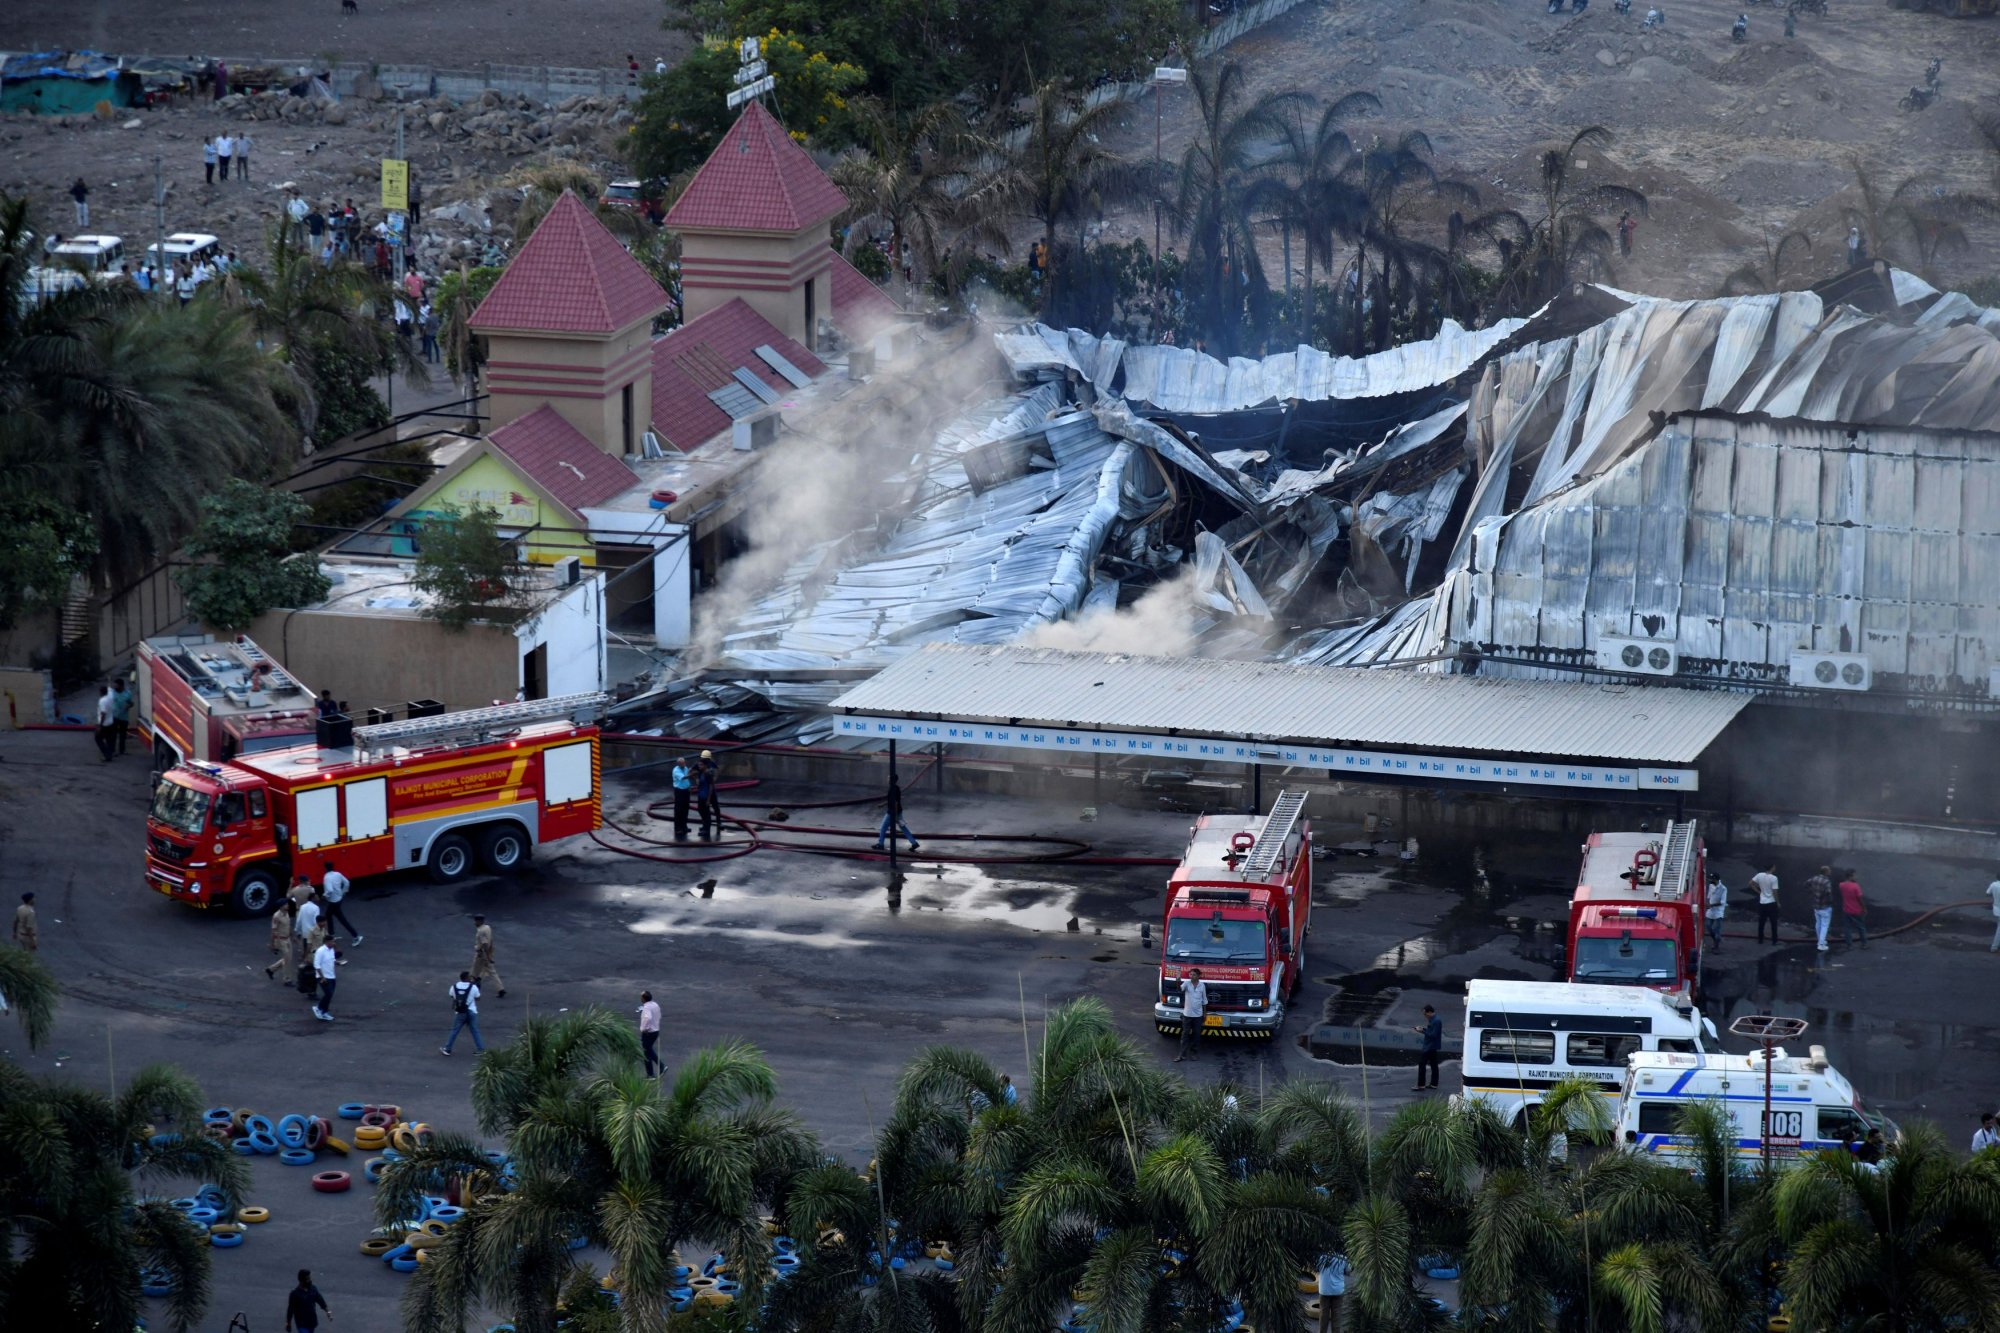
[5,725,1997,1327]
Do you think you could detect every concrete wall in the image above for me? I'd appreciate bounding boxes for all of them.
[0,667,55,725]
[245,609,517,715]
[326,62,639,105]
[516,573,606,697]
[482,319,656,455]
[678,227,831,350]
[579,507,691,648]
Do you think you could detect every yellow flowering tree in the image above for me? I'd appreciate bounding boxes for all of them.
[631,31,864,180]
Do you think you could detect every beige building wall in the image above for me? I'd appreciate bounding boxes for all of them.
[244,610,518,716]
[483,318,657,455]
[679,227,833,349]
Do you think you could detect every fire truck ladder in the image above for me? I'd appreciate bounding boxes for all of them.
[1656,818,1699,902]
[1240,790,1308,878]
[353,692,609,755]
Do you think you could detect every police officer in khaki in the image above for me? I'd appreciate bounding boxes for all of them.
[12,891,37,950]
[472,914,505,998]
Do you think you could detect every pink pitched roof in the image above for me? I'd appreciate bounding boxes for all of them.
[829,252,905,341]
[663,101,849,235]
[469,191,671,335]
[486,406,640,517]
[650,298,825,451]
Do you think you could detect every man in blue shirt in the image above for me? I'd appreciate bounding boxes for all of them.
[284,1269,331,1331]
[1414,1004,1443,1091]
[1316,1252,1347,1333]
[670,756,693,841]
[110,676,134,755]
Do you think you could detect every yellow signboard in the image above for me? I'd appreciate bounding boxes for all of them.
[380,158,409,212]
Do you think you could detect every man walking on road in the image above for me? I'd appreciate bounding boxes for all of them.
[1413,1004,1444,1091]
[310,939,339,1021]
[284,1268,331,1332]
[472,915,505,998]
[638,990,661,1076]
[320,860,361,945]
[1838,870,1867,948]
[1808,865,1834,952]
[1704,871,1728,952]
[264,899,297,979]
[12,892,37,950]
[70,177,89,228]
[296,889,325,957]
[1175,967,1207,1062]
[1751,864,1781,944]
[441,971,483,1055]
[94,684,117,761]
[873,776,919,852]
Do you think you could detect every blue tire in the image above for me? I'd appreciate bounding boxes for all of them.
[142,1282,172,1297]
[935,1259,955,1272]
[248,1132,280,1155]
[337,1102,368,1120]
[391,1256,420,1272]
[568,1235,589,1250]
[187,1207,220,1225]
[280,1148,316,1166]
[211,1231,245,1248]
[430,1205,465,1223]
[171,1196,200,1211]
[230,1139,257,1156]
[363,1157,386,1183]
[149,1133,183,1149]
[196,1185,228,1204]
[383,1243,414,1263]
[244,1114,274,1137]
[421,1195,449,1218]
[276,1114,310,1148]
[204,1106,233,1123]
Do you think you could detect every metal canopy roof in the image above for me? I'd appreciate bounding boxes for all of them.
[832,644,1750,766]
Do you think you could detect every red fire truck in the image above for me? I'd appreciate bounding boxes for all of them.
[1565,820,1705,999]
[135,634,318,771]
[144,693,606,915]
[1154,791,1312,1041]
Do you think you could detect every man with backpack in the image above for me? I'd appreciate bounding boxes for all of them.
[441,971,484,1055]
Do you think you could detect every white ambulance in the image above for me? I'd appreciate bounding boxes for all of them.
[1461,979,1716,1128]
[1617,1046,1894,1168]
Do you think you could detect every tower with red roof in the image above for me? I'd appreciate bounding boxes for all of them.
[665,100,849,352]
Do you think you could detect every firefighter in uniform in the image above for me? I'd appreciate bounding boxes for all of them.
[12,892,37,950]
[472,914,505,998]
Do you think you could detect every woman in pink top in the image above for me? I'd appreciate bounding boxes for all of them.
[1837,871,1867,949]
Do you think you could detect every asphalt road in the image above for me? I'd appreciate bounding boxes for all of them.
[5,727,1996,1330]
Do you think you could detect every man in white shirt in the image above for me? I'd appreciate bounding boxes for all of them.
[216,133,234,181]
[310,940,339,1020]
[234,131,254,181]
[1988,874,2000,951]
[318,859,361,945]
[1751,865,1781,944]
[1175,968,1207,1063]
[442,971,483,1055]
[1704,872,1728,953]
[1974,1112,1999,1153]
[295,892,324,954]
[93,684,117,762]
[287,191,309,244]
[638,990,662,1076]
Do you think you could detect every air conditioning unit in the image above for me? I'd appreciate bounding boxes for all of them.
[1789,651,1872,691]
[1596,635,1678,676]
[552,556,582,587]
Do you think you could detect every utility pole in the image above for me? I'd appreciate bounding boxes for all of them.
[1150,57,1186,342]
[152,156,168,295]
[393,107,406,282]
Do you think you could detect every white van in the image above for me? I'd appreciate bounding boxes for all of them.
[28,234,125,299]
[1461,980,1716,1128]
[1618,1046,1893,1168]
[145,232,222,268]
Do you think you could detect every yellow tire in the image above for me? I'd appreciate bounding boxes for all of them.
[353,1126,388,1150]
[1304,1301,1322,1318]
[420,1220,450,1237]
[416,1248,431,1265]
[694,1291,733,1307]
[323,1136,350,1156]
[210,1222,247,1236]
[237,1206,271,1225]
[689,1276,716,1290]
[404,1232,444,1251]
[1297,1277,1320,1294]
[361,1237,396,1257]
[391,1126,419,1153]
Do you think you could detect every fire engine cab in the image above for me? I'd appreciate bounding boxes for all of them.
[1566,819,1705,999]
[145,693,605,915]
[1154,791,1312,1040]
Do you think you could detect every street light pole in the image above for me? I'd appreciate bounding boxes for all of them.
[1151,57,1186,341]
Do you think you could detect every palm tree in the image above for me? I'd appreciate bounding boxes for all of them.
[974,79,1150,318]
[0,1059,249,1332]
[832,98,992,296]
[388,1011,816,1333]
[1169,61,1307,352]
[0,196,307,581]
[0,943,57,1049]
[1766,1122,2000,1331]
[432,264,503,387]
[1496,126,1648,314]
[1720,229,1814,295]
[1334,131,1478,352]
[225,221,422,403]
[1885,175,1997,283]
[1247,92,1379,346]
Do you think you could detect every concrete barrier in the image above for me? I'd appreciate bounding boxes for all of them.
[0,667,55,726]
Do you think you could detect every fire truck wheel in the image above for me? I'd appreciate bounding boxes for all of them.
[427,834,474,884]
[479,824,530,873]
[231,868,281,917]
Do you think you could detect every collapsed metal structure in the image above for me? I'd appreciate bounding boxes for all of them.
[663,266,2000,746]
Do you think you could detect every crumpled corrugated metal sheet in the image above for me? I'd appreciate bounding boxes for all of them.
[1298,288,2000,687]
[996,317,1530,410]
